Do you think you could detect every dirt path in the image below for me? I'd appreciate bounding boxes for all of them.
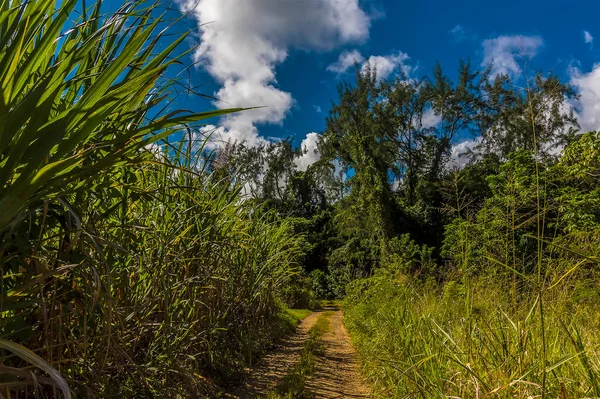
[305,310,371,398]
[229,311,321,398]
[229,308,371,399]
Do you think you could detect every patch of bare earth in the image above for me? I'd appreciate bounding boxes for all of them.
[305,309,371,398]
[229,312,321,399]
[229,307,371,399]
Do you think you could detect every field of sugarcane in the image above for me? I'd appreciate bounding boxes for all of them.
[0,1,305,397]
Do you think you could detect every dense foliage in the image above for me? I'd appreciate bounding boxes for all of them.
[2,0,599,398]
[344,134,600,398]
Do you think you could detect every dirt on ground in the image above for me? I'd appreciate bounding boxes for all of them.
[304,309,371,398]
[228,307,371,399]
[229,311,321,399]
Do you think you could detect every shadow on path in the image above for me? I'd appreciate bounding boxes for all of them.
[229,305,371,399]
[305,309,371,398]
[229,311,321,399]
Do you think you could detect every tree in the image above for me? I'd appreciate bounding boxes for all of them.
[322,66,397,251]
[479,72,579,159]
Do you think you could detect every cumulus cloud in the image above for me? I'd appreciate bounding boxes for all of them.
[328,50,412,80]
[178,0,371,147]
[481,35,544,78]
[447,137,483,170]
[584,30,594,45]
[362,53,412,80]
[295,132,322,171]
[421,108,442,129]
[569,63,600,133]
[327,49,366,74]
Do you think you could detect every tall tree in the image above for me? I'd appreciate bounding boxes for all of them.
[321,66,396,248]
[480,72,579,158]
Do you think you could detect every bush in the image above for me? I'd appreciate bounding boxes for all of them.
[283,273,319,310]
[309,269,330,299]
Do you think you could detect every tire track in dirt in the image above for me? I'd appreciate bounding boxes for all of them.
[229,311,321,398]
[229,307,370,398]
[305,309,371,398]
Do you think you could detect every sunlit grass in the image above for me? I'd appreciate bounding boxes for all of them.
[345,278,600,398]
[287,309,313,322]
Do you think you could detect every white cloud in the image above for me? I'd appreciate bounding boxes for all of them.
[327,49,365,74]
[178,0,371,147]
[295,132,322,171]
[569,63,600,133]
[328,50,412,80]
[584,30,594,45]
[196,124,229,148]
[447,137,483,170]
[481,35,544,78]
[421,108,442,129]
[451,24,464,35]
[362,52,411,80]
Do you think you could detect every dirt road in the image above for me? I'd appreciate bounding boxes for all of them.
[305,310,371,398]
[229,308,371,398]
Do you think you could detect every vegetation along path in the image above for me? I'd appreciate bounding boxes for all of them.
[230,306,371,398]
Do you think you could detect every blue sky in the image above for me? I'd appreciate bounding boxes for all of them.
[105,0,600,166]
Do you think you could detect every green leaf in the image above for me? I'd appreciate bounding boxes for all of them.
[0,339,71,399]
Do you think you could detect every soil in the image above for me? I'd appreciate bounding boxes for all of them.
[305,310,371,398]
[228,307,371,398]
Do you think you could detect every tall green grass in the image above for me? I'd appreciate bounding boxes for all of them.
[345,278,600,398]
[0,1,301,397]
[0,0,239,231]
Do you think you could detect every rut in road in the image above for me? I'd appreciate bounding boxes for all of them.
[305,310,370,398]
[229,311,321,398]
[229,307,371,398]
